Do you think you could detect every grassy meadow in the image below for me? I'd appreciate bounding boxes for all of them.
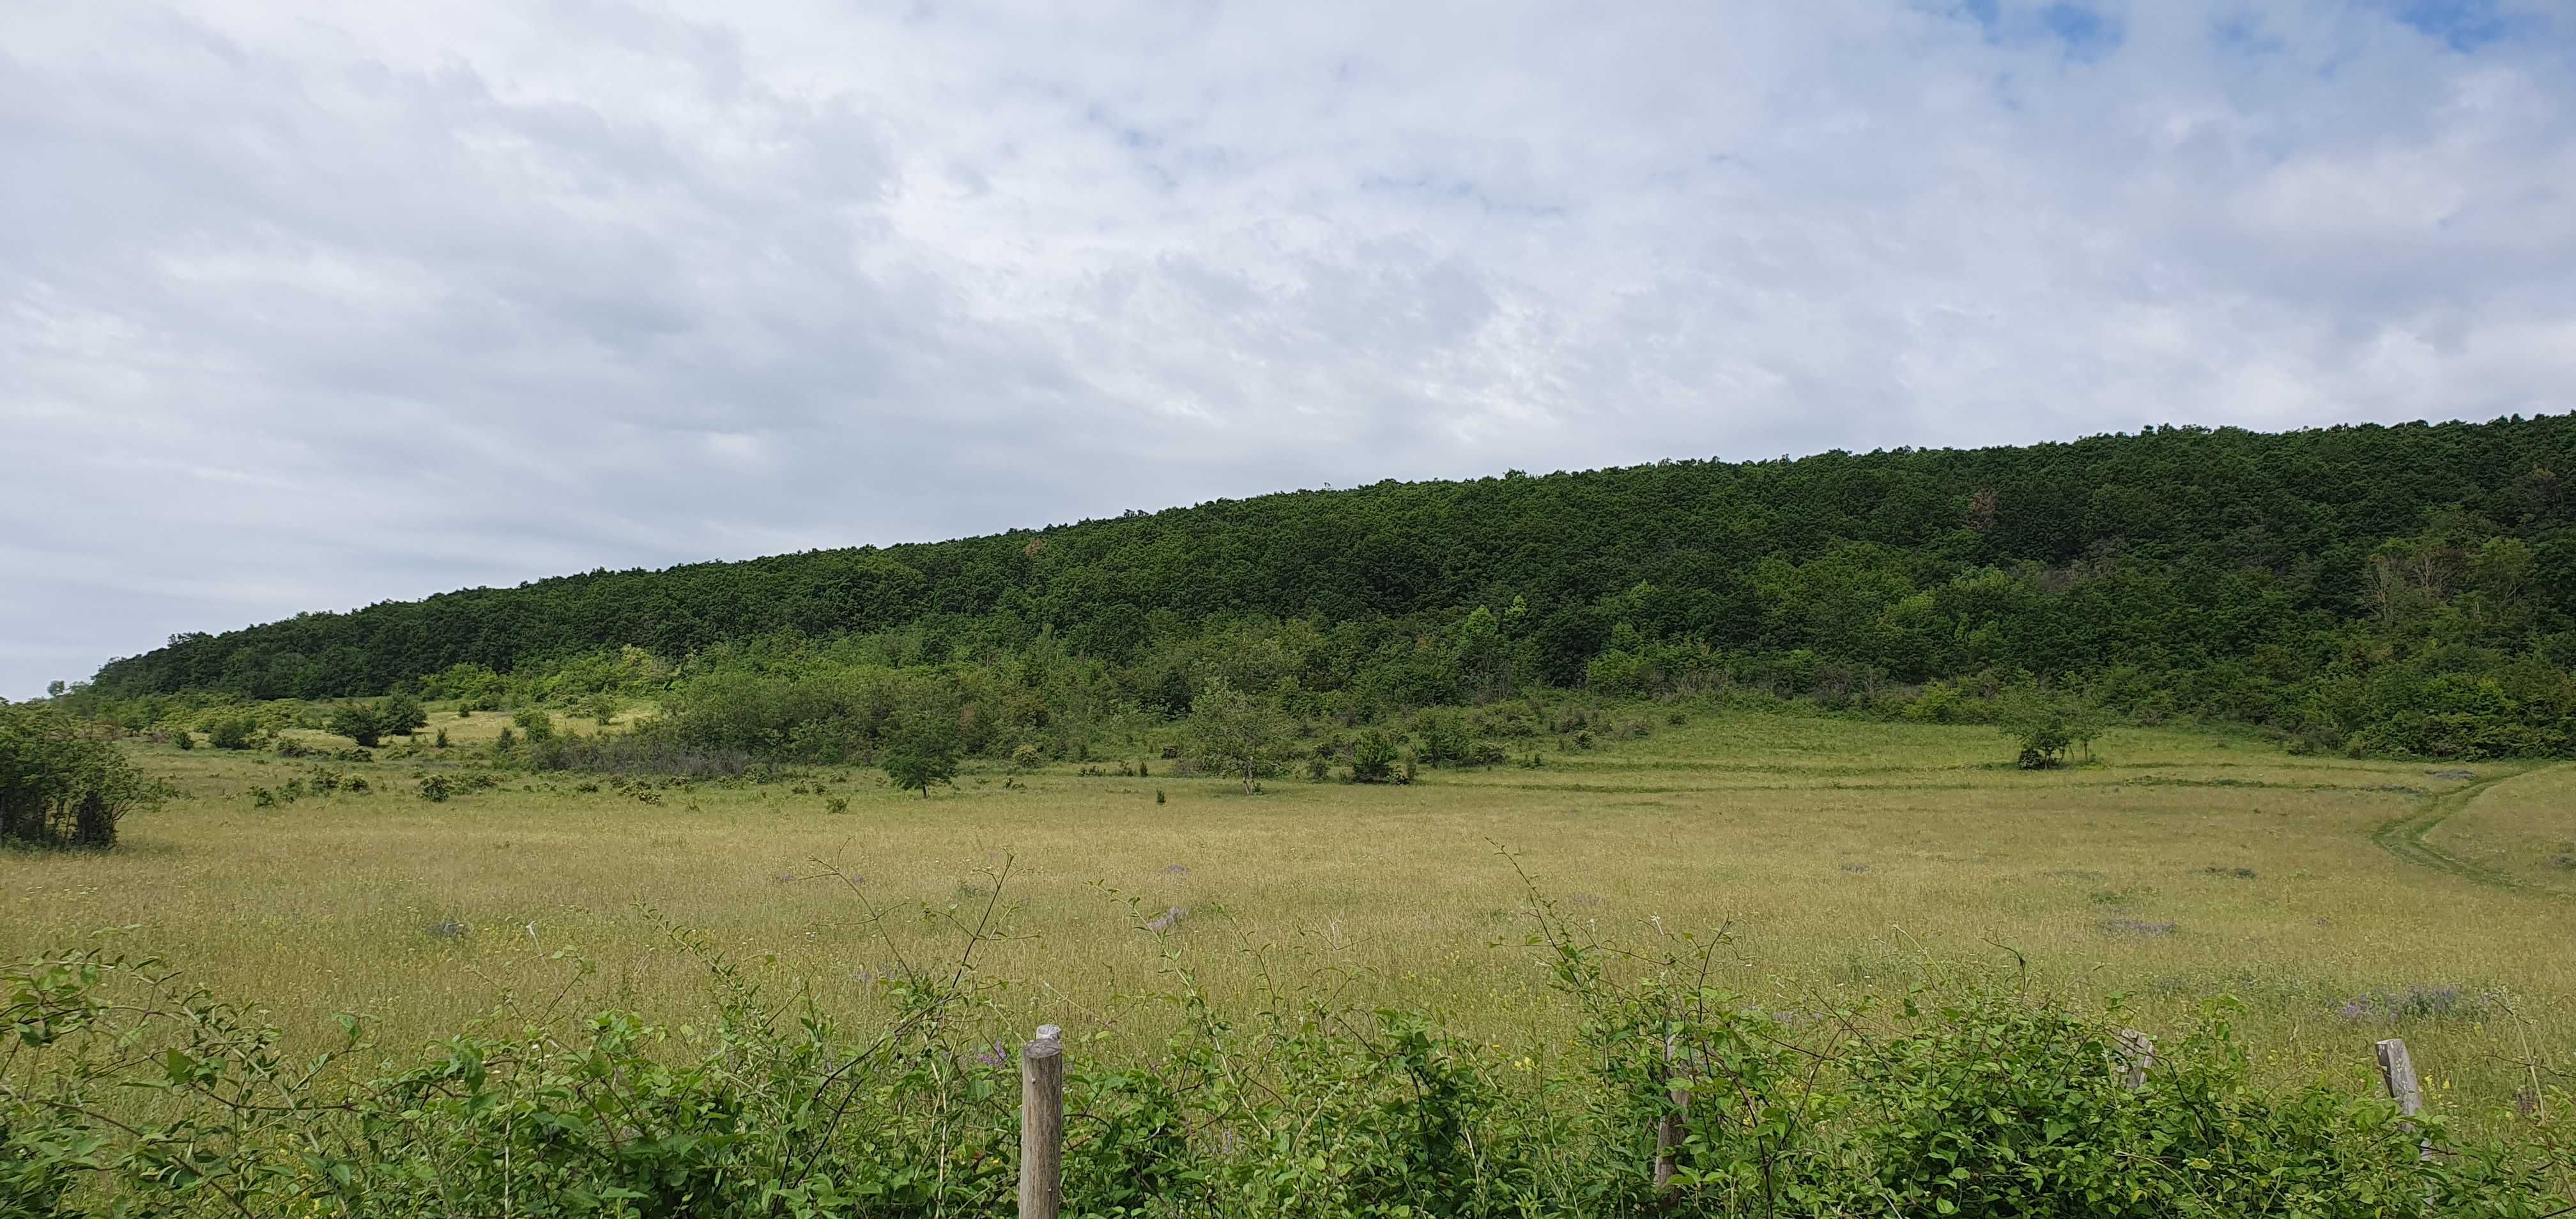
[6,706,2572,1130]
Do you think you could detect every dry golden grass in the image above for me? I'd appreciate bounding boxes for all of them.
[6,710,2570,1127]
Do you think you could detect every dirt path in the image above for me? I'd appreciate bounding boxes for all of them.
[2370,765,2572,894]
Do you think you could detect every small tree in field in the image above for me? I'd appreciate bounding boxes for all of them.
[880,717,961,798]
[1187,677,1289,794]
[328,703,385,748]
[379,693,428,737]
[2000,686,2103,769]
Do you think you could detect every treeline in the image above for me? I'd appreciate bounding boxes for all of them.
[68,415,2576,758]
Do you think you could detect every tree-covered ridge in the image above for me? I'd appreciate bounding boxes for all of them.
[84,415,2576,754]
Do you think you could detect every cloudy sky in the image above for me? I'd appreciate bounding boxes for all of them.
[4,1,2572,696]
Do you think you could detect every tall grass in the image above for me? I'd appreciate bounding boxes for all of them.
[8,857,2570,1216]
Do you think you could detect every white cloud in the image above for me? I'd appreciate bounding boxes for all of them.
[3,0,2572,694]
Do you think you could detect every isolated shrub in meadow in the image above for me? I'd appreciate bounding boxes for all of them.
[326,702,385,747]
[1349,728,1400,783]
[205,715,257,751]
[0,703,163,850]
[510,707,555,742]
[378,692,428,737]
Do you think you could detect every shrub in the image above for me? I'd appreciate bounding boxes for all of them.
[0,704,164,849]
[1351,729,1400,783]
[328,703,385,747]
[1414,710,1471,767]
[418,774,454,802]
[379,693,428,737]
[206,716,257,751]
[2000,686,2103,768]
[511,707,556,743]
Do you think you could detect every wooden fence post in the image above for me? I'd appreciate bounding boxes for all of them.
[2116,1029,2155,1092]
[1652,1032,1686,1194]
[2375,1038,2433,1163]
[1021,1024,1064,1219]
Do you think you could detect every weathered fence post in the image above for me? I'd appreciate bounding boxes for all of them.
[2375,1038,2433,1163]
[1021,1024,1064,1219]
[1652,1032,1686,1195]
[2116,1029,2155,1092]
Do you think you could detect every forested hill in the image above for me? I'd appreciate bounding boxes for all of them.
[85,415,2576,753]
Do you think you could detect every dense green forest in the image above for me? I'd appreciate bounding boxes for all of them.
[62,415,2576,759]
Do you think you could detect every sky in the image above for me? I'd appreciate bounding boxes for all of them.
[4,1,2573,697]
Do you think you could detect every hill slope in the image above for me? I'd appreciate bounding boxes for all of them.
[86,415,2576,755]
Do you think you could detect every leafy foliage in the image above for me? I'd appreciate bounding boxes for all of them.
[0,703,164,849]
[879,716,961,797]
[204,715,257,751]
[1185,677,1291,793]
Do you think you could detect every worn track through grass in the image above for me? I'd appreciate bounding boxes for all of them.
[2371,767,2566,894]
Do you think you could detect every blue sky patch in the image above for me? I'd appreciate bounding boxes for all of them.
[2396,0,2537,52]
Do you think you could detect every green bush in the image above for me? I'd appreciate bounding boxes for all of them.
[511,707,555,743]
[0,704,164,849]
[327,702,385,747]
[206,716,257,751]
[378,693,428,737]
[1414,709,1472,767]
[1350,728,1400,783]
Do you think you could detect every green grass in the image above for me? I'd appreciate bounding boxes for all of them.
[6,709,2570,1131]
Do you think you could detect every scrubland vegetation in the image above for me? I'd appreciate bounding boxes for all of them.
[10,415,2576,1211]
[6,703,2575,1213]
